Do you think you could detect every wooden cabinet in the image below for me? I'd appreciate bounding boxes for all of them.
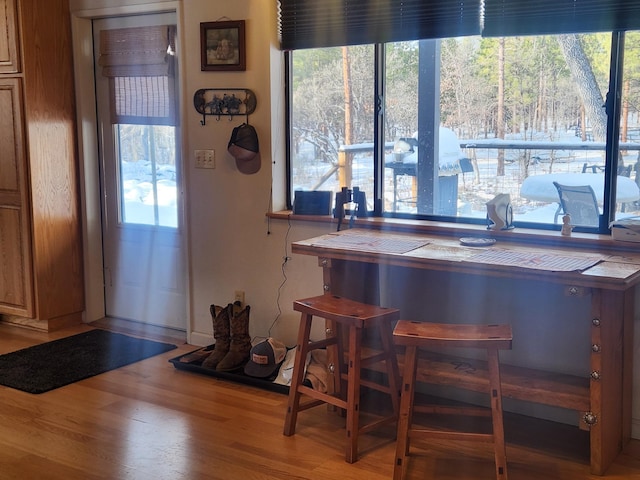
[0,0,84,331]
[0,78,32,316]
[0,0,19,73]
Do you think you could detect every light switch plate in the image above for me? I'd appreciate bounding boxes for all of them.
[195,149,215,169]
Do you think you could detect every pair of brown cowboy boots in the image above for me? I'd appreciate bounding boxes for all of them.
[202,302,252,372]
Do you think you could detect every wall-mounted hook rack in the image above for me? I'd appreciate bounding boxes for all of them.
[193,88,257,125]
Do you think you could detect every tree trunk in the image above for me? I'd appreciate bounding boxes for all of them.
[621,78,629,161]
[340,46,353,188]
[622,78,629,143]
[557,34,607,142]
[497,37,505,176]
[342,47,353,146]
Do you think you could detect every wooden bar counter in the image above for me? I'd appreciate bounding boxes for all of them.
[291,226,640,475]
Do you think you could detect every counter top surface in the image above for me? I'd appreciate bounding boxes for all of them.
[292,228,640,290]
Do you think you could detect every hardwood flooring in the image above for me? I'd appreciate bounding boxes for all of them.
[0,320,639,479]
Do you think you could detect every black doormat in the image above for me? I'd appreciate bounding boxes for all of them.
[0,329,177,394]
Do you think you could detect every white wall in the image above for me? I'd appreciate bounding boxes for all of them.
[178,1,334,346]
[70,0,640,436]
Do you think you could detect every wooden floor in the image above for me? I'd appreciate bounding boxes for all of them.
[1,320,640,479]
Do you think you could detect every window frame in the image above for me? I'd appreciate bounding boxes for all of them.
[285,31,631,234]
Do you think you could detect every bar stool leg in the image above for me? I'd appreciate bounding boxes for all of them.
[345,324,362,463]
[393,345,418,480]
[283,313,313,436]
[333,319,346,414]
[487,349,508,480]
[377,319,401,416]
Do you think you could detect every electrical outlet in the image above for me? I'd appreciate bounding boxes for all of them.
[234,290,245,305]
[195,149,215,169]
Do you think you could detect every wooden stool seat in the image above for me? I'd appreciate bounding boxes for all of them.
[283,294,401,463]
[393,320,513,480]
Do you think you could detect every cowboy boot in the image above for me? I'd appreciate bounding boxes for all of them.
[202,304,231,369]
[216,303,252,372]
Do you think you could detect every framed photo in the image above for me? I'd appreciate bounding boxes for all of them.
[200,20,246,71]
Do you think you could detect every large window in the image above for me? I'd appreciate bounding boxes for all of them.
[283,2,640,233]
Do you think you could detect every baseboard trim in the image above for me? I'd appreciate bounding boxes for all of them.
[631,417,640,440]
[0,312,82,332]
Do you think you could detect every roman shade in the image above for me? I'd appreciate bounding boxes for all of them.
[278,0,482,50]
[483,0,640,37]
[99,25,177,126]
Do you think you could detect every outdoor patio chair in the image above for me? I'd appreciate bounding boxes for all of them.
[553,181,600,227]
[582,162,632,177]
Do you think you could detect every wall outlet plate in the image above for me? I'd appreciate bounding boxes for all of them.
[234,290,245,305]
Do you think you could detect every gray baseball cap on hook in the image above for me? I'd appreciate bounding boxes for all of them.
[228,123,261,174]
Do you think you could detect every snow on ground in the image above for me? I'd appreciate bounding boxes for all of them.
[120,161,178,227]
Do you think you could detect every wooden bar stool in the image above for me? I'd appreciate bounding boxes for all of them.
[283,294,401,463]
[392,320,513,480]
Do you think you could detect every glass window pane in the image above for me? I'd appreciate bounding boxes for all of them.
[618,31,640,215]
[117,124,178,227]
[383,33,639,227]
[290,45,375,213]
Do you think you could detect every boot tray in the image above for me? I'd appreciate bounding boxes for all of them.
[169,345,290,395]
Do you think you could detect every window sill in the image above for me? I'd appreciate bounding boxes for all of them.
[267,210,635,254]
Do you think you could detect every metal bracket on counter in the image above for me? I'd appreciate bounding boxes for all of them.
[193,88,257,125]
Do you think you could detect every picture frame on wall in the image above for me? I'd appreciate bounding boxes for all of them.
[200,20,246,71]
